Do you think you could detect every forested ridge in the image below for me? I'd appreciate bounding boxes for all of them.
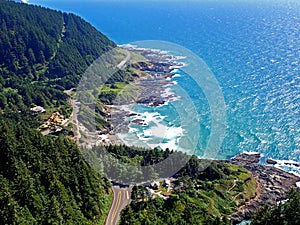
[0,120,112,224]
[0,1,115,224]
[0,0,115,116]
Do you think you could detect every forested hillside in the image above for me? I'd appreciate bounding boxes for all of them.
[0,2,115,223]
[0,0,115,116]
[0,120,112,224]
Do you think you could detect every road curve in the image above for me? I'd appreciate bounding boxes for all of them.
[117,49,131,70]
[105,186,132,225]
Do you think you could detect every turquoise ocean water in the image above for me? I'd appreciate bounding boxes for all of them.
[30,1,300,174]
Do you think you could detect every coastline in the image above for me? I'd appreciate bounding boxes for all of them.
[74,47,300,223]
[95,46,186,148]
[101,47,300,222]
[228,153,300,224]
[76,46,300,178]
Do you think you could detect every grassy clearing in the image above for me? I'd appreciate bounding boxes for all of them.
[98,82,140,104]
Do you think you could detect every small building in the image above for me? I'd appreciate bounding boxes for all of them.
[162,179,170,188]
[30,106,46,114]
[150,182,160,190]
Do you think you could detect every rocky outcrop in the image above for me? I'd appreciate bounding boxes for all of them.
[132,119,147,126]
[228,153,300,224]
[266,158,277,165]
[137,96,165,107]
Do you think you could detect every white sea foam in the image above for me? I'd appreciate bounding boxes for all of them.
[129,127,138,133]
[169,62,187,69]
[171,69,179,73]
[136,132,150,141]
[119,104,134,112]
[270,159,300,177]
[158,139,178,150]
[150,120,183,139]
[142,112,162,123]
[172,74,181,78]
[128,110,185,151]
[162,83,173,88]
[174,56,187,60]
[242,151,263,156]
[119,44,137,49]
[273,159,300,168]
[143,129,152,137]
[169,95,181,102]
[15,0,28,3]
[161,88,174,98]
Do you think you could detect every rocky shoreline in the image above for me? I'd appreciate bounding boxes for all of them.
[75,47,185,147]
[105,47,184,140]
[227,153,300,224]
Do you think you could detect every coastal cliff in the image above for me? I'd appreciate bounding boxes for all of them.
[228,153,300,224]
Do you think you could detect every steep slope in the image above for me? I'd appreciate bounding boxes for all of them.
[0,120,112,224]
[0,0,115,115]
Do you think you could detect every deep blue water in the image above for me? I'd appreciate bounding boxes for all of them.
[31,1,300,173]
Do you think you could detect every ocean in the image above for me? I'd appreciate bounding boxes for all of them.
[30,0,300,174]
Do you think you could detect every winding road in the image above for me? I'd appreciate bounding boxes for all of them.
[117,49,131,70]
[105,186,132,225]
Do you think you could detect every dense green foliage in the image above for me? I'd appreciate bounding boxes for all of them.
[90,145,187,183]
[119,160,255,224]
[251,189,300,225]
[88,145,256,224]
[0,0,115,118]
[0,120,112,224]
[121,195,231,225]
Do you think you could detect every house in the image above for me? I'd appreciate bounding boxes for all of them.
[162,179,170,188]
[150,182,160,190]
[30,106,46,114]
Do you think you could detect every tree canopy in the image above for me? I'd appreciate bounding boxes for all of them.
[251,189,300,225]
[0,0,115,118]
[0,120,112,224]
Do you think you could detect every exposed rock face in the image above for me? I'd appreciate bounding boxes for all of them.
[132,119,147,126]
[230,153,261,164]
[137,95,165,107]
[266,158,277,165]
[228,153,300,224]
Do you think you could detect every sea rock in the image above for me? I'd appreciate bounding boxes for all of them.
[283,161,300,168]
[266,158,277,165]
[132,119,146,126]
[137,96,165,107]
[127,113,138,117]
[230,153,261,165]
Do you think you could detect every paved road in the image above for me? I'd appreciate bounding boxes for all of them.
[105,186,132,225]
[117,50,131,70]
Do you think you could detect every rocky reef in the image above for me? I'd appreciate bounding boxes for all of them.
[228,153,300,224]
